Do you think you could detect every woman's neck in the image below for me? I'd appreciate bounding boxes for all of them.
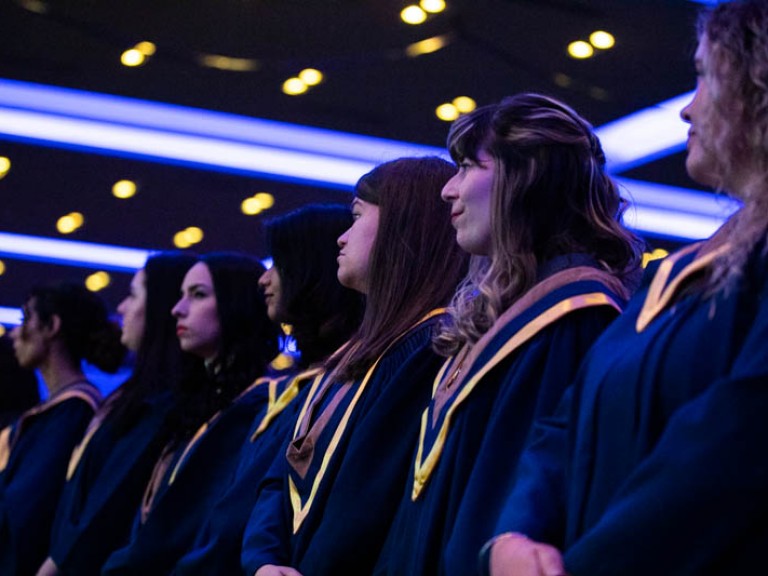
[39,353,86,397]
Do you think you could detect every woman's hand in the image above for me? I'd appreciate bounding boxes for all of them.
[489,533,567,576]
[35,557,60,576]
[254,565,303,576]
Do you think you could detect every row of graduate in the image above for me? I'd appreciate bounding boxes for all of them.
[2,2,767,574]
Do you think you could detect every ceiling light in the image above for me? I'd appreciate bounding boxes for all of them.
[401,5,427,25]
[406,35,450,57]
[0,232,150,271]
[452,96,476,113]
[298,69,323,86]
[184,226,203,244]
[568,41,594,59]
[596,91,693,172]
[199,54,260,72]
[0,260,5,275]
[135,41,156,56]
[173,231,192,249]
[121,49,146,67]
[241,197,263,215]
[420,0,446,14]
[0,78,732,243]
[85,271,111,292]
[589,31,615,49]
[112,179,137,199]
[436,103,459,122]
[0,307,22,326]
[253,192,275,209]
[0,156,9,179]
[57,212,84,234]
[282,77,308,95]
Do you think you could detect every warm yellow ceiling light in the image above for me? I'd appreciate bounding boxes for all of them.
[173,226,204,248]
[199,54,260,72]
[121,49,146,67]
[436,103,460,122]
[241,197,262,215]
[57,212,84,234]
[135,41,156,56]
[253,192,275,209]
[420,0,446,13]
[401,5,427,25]
[85,271,111,292]
[0,260,5,276]
[452,96,476,113]
[553,72,572,87]
[0,156,10,179]
[589,30,615,50]
[173,231,192,249]
[0,326,5,338]
[568,40,594,59]
[112,179,137,199]
[282,77,308,95]
[299,68,323,86]
[184,226,204,244]
[406,35,449,57]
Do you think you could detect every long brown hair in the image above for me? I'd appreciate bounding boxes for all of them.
[326,157,469,381]
[435,93,643,354]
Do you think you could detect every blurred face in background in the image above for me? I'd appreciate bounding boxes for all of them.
[117,269,147,352]
[10,298,51,369]
[336,198,379,294]
[258,266,284,323]
[171,262,222,361]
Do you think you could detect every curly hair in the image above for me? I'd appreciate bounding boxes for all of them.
[434,93,644,355]
[695,0,768,293]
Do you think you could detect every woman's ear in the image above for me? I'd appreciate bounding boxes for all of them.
[42,314,62,339]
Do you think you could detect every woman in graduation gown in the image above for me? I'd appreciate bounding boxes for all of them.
[1,282,125,575]
[486,2,768,574]
[37,252,201,575]
[241,156,469,576]
[101,252,280,575]
[172,204,364,574]
[374,93,643,576]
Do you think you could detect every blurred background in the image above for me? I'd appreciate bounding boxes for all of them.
[0,0,735,339]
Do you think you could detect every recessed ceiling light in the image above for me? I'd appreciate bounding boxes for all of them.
[401,5,427,25]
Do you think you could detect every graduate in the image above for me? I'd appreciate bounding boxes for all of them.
[241,157,469,576]
[101,252,280,575]
[173,204,364,574]
[374,93,643,576]
[38,252,202,576]
[486,2,768,574]
[1,283,125,575]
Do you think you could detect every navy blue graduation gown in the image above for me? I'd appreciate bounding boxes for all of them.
[101,378,272,575]
[496,234,768,574]
[48,389,175,575]
[241,311,448,576]
[375,266,628,576]
[0,381,101,576]
[172,369,321,575]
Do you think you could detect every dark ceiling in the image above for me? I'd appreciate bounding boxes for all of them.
[0,0,709,314]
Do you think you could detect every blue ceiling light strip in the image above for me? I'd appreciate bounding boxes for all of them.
[595,91,693,174]
[0,306,23,326]
[0,232,152,271]
[0,78,731,247]
[0,78,445,165]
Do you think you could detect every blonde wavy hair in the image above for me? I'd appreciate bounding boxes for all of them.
[696,0,768,293]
